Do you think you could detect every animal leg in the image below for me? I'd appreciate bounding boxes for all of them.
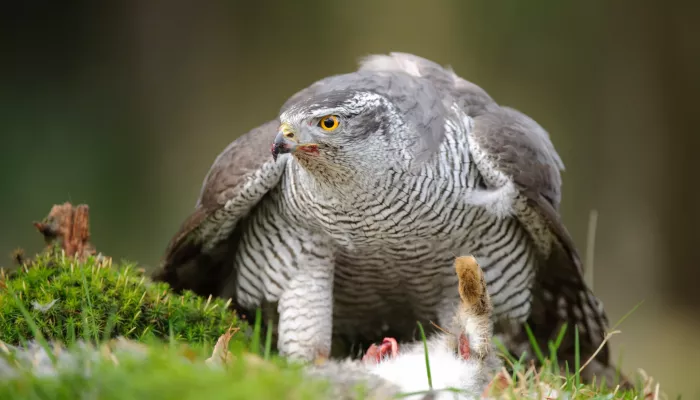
[277,241,335,363]
[454,255,495,361]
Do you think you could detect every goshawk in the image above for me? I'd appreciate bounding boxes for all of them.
[153,52,618,384]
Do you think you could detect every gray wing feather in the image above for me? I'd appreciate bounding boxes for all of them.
[358,52,611,370]
[359,52,496,116]
[468,89,610,368]
[153,119,286,294]
[359,53,565,209]
[470,106,565,210]
[196,119,285,210]
[358,52,497,163]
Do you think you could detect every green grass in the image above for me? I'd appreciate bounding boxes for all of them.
[0,338,332,400]
[0,248,660,400]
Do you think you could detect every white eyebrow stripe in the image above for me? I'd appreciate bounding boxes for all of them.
[308,107,344,118]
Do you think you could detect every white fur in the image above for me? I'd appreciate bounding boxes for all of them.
[368,339,486,399]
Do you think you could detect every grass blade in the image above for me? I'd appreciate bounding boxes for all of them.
[168,320,175,347]
[264,318,274,360]
[80,270,98,343]
[416,321,433,390]
[492,336,518,366]
[101,307,119,343]
[250,308,262,355]
[67,318,76,345]
[549,323,568,373]
[552,323,568,352]
[524,323,545,365]
[513,351,528,383]
[611,300,644,331]
[548,342,559,375]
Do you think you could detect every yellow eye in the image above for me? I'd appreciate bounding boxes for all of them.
[318,115,340,131]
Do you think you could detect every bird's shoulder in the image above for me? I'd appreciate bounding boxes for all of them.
[358,53,565,209]
[161,119,286,270]
[196,119,284,210]
[358,52,496,116]
[468,106,564,209]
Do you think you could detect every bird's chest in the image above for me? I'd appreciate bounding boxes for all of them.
[277,168,475,252]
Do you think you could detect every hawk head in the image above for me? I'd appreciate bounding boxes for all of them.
[270,71,458,186]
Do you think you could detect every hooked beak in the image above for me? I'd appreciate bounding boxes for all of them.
[271,125,296,161]
[271,123,319,161]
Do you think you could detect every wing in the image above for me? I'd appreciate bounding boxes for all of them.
[359,52,613,374]
[152,119,286,297]
[468,106,612,371]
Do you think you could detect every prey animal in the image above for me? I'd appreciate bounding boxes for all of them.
[153,52,619,384]
[306,256,502,400]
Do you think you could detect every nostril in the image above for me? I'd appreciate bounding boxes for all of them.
[284,131,295,139]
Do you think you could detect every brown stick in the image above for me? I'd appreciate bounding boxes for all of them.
[33,202,96,261]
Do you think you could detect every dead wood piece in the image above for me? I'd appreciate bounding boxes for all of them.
[33,202,96,261]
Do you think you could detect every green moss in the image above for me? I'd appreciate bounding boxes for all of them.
[0,248,247,347]
[0,340,332,400]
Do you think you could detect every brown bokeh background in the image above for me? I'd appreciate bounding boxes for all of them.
[2,1,698,396]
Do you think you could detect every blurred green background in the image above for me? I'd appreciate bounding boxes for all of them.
[2,1,698,397]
